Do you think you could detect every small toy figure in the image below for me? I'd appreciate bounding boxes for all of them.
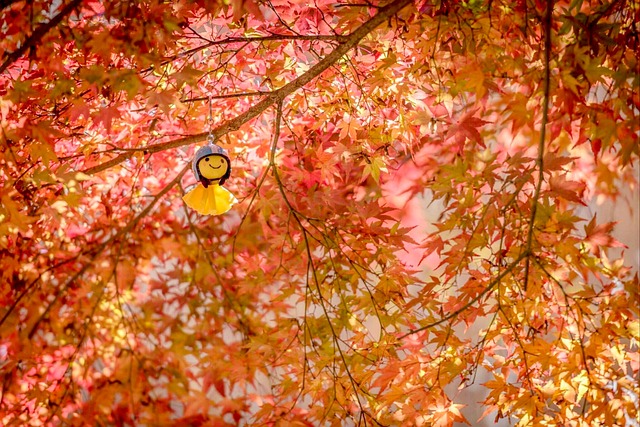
[182,144,237,215]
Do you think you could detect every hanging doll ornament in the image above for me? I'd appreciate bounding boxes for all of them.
[182,144,238,215]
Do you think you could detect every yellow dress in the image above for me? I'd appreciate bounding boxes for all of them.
[182,183,237,215]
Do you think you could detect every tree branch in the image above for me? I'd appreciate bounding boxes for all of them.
[160,34,347,66]
[399,251,530,339]
[268,101,378,423]
[25,164,189,339]
[181,91,269,103]
[83,0,413,175]
[523,0,553,291]
[0,0,83,75]
[0,253,82,330]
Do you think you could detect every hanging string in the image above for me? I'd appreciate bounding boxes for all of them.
[207,96,215,144]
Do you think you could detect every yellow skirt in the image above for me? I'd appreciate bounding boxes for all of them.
[182,184,237,215]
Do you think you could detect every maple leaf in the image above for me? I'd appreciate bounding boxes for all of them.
[232,0,264,22]
[146,90,177,115]
[92,105,120,133]
[445,108,489,151]
[67,99,92,121]
[583,215,626,255]
[548,174,586,204]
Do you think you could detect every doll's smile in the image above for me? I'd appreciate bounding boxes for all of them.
[204,156,226,170]
[197,154,229,180]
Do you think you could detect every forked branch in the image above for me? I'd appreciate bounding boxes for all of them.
[400,0,554,338]
[24,164,189,339]
[83,0,413,175]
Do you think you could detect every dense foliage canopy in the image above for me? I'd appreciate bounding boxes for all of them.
[0,0,638,425]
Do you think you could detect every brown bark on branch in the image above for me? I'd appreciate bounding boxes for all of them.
[83,0,413,175]
[0,0,83,74]
[523,0,553,291]
[399,251,530,339]
[24,164,189,339]
[161,34,347,66]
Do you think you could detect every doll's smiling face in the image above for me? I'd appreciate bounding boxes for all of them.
[197,154,229,180]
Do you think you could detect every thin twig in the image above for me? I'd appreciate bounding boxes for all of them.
[0,0,83,74]
[399,251,529,339]
[82,0,413,175]
[523,0,553,291]
[181,91,269,103]
[269,101,376,424]
[25,165,189,339]
[157,34,347,67]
